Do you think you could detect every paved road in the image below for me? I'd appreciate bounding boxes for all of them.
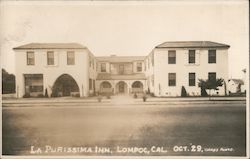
[2,96,246,156]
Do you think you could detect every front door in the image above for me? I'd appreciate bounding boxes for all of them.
[119,83,125,93]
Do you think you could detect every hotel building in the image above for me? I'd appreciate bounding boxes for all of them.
[13,41,230,98]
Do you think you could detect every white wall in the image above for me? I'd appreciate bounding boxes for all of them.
[144,51,155,93]
[153,48,228,96]
[15,49,90,98]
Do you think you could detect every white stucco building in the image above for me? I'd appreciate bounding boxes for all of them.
[13,41,230,98]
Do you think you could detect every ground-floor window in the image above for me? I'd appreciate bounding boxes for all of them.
[168,73,176,86]
[189,73,196,86]
[208,72,216,81]
[24,74,43,97]
[89,78,93,90]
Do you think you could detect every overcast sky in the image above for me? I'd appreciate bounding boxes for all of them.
[0,0,248,78]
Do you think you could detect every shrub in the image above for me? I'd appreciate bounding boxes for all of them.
[51,92,58,97]
[134,93,138,98]
[150,93,155,97]
[142,94,147,102]
[181,86,187,97]
[97,96,102,102]
[37,94,44,98]
[76,93,80,97]
[23,93,30,98]
[45,88,48,98]
[106,95,111,99]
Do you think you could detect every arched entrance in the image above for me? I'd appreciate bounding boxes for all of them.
[52,74,80,97]
[132,81,143,93]
[100,81,113,94]
[116,81,128,94]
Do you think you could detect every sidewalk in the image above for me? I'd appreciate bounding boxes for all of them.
[145,96,246,102]
[2,95,246,105]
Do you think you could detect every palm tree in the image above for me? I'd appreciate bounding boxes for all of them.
[198,78,224,100]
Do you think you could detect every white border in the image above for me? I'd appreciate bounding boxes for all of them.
[1,0,249,159]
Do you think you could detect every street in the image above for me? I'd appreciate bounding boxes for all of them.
[2,96,246,156]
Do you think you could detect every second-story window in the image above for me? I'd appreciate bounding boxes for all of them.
[189,50,196,64]
[119,64,124,74]
[208,50,216,63]
[168,50,176,64]
[47,51,54,65]
[101,63,106,72]
[27,51,35,65]
[137,62,142,72]
[67,51,75,65]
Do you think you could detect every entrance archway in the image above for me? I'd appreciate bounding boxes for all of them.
[116,81,128,94]
[100,81,113,94]
[132,81,143,93]
[52,74,79,97]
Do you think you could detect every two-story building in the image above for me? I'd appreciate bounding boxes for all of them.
[145,41,230,96]
[14,43,96,98]
[95,55,146,95]
[13,41,230,98]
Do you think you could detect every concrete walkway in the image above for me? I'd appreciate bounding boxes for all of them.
[2,95,246,104]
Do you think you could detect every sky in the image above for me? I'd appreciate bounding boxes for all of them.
[0,0,249,78]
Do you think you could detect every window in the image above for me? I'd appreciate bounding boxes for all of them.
[168,73,176,86]
[47,51,54,65]
[67,51,75,65]
[208,72,216,81]
[208,50,216,63]
[24,74,43,94]
[89,79,92,90]
[189,73,196,86]
[27,52,35,65]
[188,50,196,64]
[168,50,176,64]
[119,64,124,74]
[137,62,142,72]
[101,63,106,72]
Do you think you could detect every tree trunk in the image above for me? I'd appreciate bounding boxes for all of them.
[209,89,211,101]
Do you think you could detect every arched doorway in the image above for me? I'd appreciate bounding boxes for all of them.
[116,81,128,94]
[132,81,143,93]
[52,74,79,97]
[100,81,113,95]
